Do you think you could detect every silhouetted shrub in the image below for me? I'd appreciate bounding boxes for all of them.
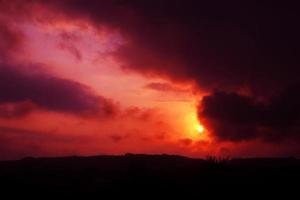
[205,156,230,169]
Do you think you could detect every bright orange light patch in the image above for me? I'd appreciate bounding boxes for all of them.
[180,104,209,141]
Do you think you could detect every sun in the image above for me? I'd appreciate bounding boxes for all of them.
[197,124,204,134]
[182,107,207,139]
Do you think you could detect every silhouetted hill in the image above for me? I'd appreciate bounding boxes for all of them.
[0,154,299,195]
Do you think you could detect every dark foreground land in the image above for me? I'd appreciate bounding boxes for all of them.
[0,154,299,194]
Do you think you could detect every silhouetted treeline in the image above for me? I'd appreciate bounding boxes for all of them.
[0,154,299,195]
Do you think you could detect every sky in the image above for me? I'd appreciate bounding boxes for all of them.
[0,0,299,160]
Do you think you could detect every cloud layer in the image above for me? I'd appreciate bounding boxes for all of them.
[32,1,300,144]
[0,0,299,157]
[0,62,116,116]
[31,0,299,93]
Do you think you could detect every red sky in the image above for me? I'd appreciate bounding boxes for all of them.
[0,1,300,159]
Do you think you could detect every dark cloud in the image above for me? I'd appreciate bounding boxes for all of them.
[30,0,299,94]
[0,63,116,116]
[145,82,188,93]
[199,84,300,143]
[57,42,82,61]
[122,106,156,121]
[2,1,299,92]
[57,32,82,61]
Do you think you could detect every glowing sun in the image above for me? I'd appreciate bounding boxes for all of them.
[197,125,204,134]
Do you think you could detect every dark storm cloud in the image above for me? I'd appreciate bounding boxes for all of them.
[0,63,116,116]
[199,84,300,142]
[32,0,300,93]
[1,1,299,92]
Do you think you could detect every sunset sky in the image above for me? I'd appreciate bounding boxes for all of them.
[0,0,299,160]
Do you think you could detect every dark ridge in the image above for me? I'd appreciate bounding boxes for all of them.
[0,154,299,195]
